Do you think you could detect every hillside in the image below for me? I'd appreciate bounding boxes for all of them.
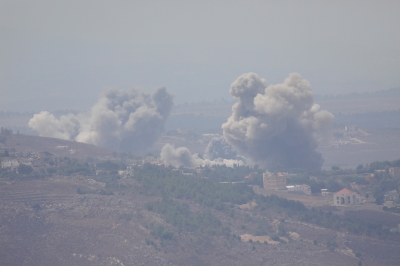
[3,133,112,159]
[1,163,400,265]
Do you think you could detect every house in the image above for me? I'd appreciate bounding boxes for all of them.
[389,167,400,177]
[350,182,365,191]
[55,146,68,150]
[384,190,399,203]
[374,169,386,175]
[345,125,357,132]
[1,158,19,170]
[321,189,332,196]
[244,172,257,180]
[287,184,311,195]
[333,188,363,206]
[263,172,286,190]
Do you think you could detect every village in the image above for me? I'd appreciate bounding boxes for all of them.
[2,135,400,214]
[1,131,400,265]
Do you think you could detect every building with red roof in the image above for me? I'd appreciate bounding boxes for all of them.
[334,188,363,206]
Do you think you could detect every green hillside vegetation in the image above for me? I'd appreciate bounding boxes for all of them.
[132,164,398,241]
[1,152,400,242]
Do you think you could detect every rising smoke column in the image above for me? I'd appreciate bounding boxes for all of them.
[29,87,173,153]
[204,136,238,160]
[222,72,334,170]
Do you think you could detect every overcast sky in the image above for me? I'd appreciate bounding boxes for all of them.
[1,0,400,111]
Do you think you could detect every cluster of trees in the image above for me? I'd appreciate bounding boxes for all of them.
[133,164,254,211]
[146,197,230,237]
[199,164,263,184]
[0,127,13,136]
[133,164,399,240]
[357,158,400,173]
[253,194,394,239]
[358,159,400,204]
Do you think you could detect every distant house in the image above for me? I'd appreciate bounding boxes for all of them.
[195,167,204,174]
[1,159,20,171]
[55,146,68,150]
[263,172,286,190]
[384,190,399,204]
[350,182,365,191]
[374,169,386,175]
[345,125,357,133]
[389,167,400,177]
[181,171,193,176]
[118,170,128,177]
[334,188,363,206]
[287,184,311,195]
[244,172,257,180]
[321,189,332,196]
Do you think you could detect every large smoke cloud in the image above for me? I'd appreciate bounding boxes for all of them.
[29,87,173,153]
[160,144,243,168]
[222,72,334,170]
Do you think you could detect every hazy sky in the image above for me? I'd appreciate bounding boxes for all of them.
[1,0,400,111]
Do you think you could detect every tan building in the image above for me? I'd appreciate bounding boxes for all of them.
[263,172,286,190]
[334,188,363,206]
[389,167,400,177]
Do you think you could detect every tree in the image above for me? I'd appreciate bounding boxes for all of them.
[331,166,340,171]
[18,164,33,175]
[374,187,384,205]
[326,179,343,192]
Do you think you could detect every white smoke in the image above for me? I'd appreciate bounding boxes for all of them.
[29,87,173,153]
[160,144,243,168]
[222,72,334,170]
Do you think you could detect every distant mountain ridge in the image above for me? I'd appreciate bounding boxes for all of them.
[315,87,400,100]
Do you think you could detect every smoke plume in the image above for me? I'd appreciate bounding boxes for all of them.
[204,136,238,160]
[29,87,173,153]
[222,72,334,170]
[160,144,243,168]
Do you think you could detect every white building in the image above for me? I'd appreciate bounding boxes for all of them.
[321,189,333,196]
[1,159,20,170]
[287,184,311,195]
[55,146,68,150]
[334,188,363,206]
[345,125,357,132]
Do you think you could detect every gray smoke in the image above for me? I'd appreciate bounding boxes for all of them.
[29,87,173,153]
[222,72,334,170]
[160,144,243,168]
[204,136,238,160]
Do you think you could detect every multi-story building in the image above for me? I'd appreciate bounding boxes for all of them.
[389,167,400,177]
[263,171,286,190]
